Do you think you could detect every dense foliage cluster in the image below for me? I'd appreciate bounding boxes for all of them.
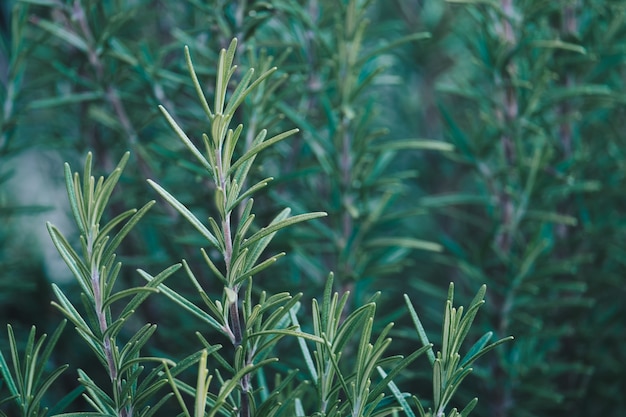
[0,1,624,416]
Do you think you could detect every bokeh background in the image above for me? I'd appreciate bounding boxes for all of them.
[1,0,625,416]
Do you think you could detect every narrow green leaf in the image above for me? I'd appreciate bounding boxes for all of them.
[369,343,432,400]
[29,91,103,110]
[248,329,323,344]
[232,253,285,285]
[225,67,278,116]
[223,38,238,70]
[242,208,289,270]
[138,392,173,417]
[242,212,327,249]
[50,284,91,335]
[459,332,491,368]
[295,398,306,417]
[228,248,248,285]
[96,209,137,246]
[334,303,376,353]
[372,139,454,152]
[545,84,613,105]
[118,355,168,377]
[367,237,442,252]
[120,264,182,318]
[162,360,192,417]
[35,319,67,388]
[52,413,117,417]
[412,396,427,417]
[140,274,224,334]
[184,46,213,119]
[194,335,233,373]
[290,307,318,381]
[322,334,354,410]
[459,398,478,417]
[213,358,278,409]
[223,67,255,116]
[206,217,226,251]
[228,128,299,176]
[33,19,89,52]
[92,152,130,223]
[377,367,416,417]
[433,359,442,410]
[460,336,514,368]
[222,125,244,174]
[531,39,586,54]
[158,105,212,172]
[227,177,272,212]
[467,285,485,311]
[358,32,432,65]
[19,0,58,4]
[320,274,334,334]
[525,210,578,226]
[102,200,155,263]
[102,287,159,310]
[119,325,157,364]
[103,310,134,341]
[46,222,93,294]
[214,48,228,115]
[147,180,221,249]
[48,386,85,416]
[199,249,227,284]
[234,213,256,250]
[30,364,69,410]
[441,366,474,408]
[357,317,374,375]
[403,295,436,365]
[0,344,18,397]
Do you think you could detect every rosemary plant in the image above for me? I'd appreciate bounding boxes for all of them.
[46,152,182,417]
[144,39,509,417]
[0,322,67,417]
[2,37,507,417]
[272,0,447,299]
[428,1,626,416]
[147,38,326,417]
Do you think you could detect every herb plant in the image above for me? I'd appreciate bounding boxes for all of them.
[1,36,509,416]
[3,1,625,416]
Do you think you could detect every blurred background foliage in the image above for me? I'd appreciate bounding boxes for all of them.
[0,0,625,416]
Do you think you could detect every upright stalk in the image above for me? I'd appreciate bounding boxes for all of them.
[491,2,520,416]
[216,139,250,416]
[556,0,578,240]
[494,0,518,255]
[86,233,130,417]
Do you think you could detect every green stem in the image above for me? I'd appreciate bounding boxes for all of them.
[216,126,250,417]
[88,232,129,417]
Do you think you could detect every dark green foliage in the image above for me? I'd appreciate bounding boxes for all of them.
[0,0,624,416]
[0,321,68,417]
[11,37,497,417]
[424,1,626,416]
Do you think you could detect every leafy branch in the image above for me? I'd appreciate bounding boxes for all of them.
[47,152,180,417]
[147,39,326,417]
[403,284,513,417]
